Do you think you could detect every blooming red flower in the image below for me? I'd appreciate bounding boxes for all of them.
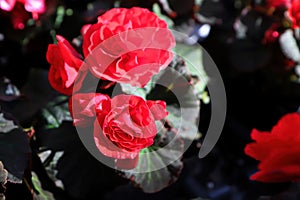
[93,94,168,160]
[70,93,168,168]
[289,0,300,28]
[82,7,175,87]
[245,112,300,182]
[46,35,83,96]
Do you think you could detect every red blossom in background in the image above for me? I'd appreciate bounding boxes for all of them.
[82,7,175,87]
[245,112,300,183]
[9,2,30,29]
[265,0,291,8]
[0,0,45,19]
[262,24,280,44]
[289,0,300,28]
[46,35,83,96]
[0,0,45,29]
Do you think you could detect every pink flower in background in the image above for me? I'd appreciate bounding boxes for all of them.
[9,2,30,29]
[0,0,45,20]
[22,0,45,13]
[0,0,15,11]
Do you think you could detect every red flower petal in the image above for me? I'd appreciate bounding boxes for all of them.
[289,0,300,28]
[245,113,300,183]
[146,100,168,120]
[93,94,161,160]
[46,35,83,95]
[115,155,139,170]
[69,93,111,127]
[94,119,139,159]
[56,35,83,70]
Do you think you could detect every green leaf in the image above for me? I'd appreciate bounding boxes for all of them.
[190,197,210,200]
[174,42,210,103]
[145,55,202,140]
[41,96,72,129]
[119,67,165,98]
[0,113,18,133]
[0,161,8,185]
[0,163,6,200]
[166,105,201,140]
[0,112,30,182]
[0,77,21,102]
[147,55,201,107]
[32,172,55,200]
[7,172,22,184]
[121,124,183,193]
[153,3,174,27]
[37,150,64,189]
[119,83,147,99]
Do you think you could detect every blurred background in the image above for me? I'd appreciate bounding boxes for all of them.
[1,0,300,199]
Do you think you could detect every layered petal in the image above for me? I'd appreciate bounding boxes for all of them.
[245,113,300,183]
[46,35,84,95]
[82,7,175,87]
